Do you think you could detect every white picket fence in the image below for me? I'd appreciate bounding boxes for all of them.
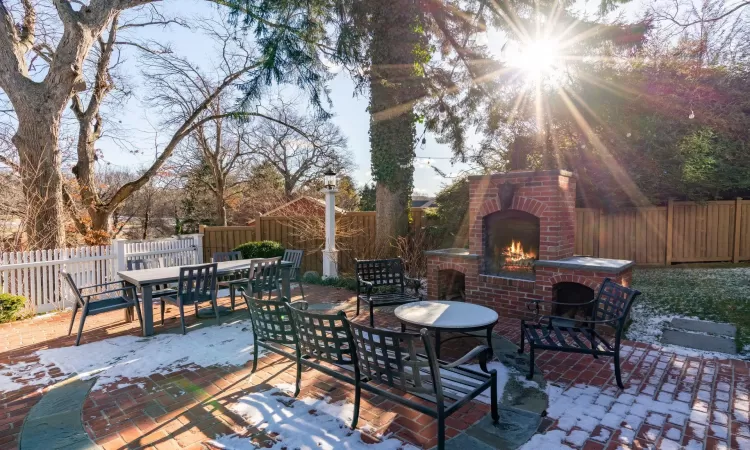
[0,234,203,313]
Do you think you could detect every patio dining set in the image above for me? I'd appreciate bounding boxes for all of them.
[58,253,641,450]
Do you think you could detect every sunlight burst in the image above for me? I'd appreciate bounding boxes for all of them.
[507,39,562,76]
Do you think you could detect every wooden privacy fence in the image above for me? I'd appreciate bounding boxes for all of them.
[576,199,749,265]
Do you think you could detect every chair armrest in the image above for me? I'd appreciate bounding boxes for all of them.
[527,298,597,308]
[538,315,619,325]
[357,277,373,295]
[439,345,492,370]
[82,284,137,300]
[290,301,309,311]
[79,280,126,293]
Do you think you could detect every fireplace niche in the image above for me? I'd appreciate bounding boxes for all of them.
[483,210,539,280]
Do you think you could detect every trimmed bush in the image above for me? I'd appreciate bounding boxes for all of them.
[0,293,26,323]
[303,275,359,291]
[233,240,285,259]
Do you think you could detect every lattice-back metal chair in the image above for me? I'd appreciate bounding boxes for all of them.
[286,304,358,416]
[212,251,242,262]
[519,278,641,389]
[244,257,282,302]
[61,271,143,346]
[282,249,305,299]
[348,322,498,449]
[355,258,421,326]
[159,263,219,334]
[243,295,303,384]
[127,258,178,300]
[210,251,250,311]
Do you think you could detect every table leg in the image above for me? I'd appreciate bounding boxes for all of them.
[142,285,154,336]
[486,325,495,358]
[123,283,135,323]
[401,322,406,332]
[281,266,292,300]
[435,329,441,360]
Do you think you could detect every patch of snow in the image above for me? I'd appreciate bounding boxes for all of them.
[0,318,256,392]
[211,387,420,450]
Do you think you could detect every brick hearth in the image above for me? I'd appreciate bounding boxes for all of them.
[426,170,633,319]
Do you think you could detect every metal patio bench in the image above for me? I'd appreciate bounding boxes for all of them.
[518,278,641,389]
[61,271,143,346]
[159,262,219,334]
[355,258,421,326]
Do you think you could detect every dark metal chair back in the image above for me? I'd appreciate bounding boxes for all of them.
[287,305,354,365]
[283,249,304,279]
[348,321,439,395]
[592,278,641,328]
[252,257,282,296]
[176,263,218,304]
[61,271,87,307]
[246,297,298,346]
[212,251,242,263]
[127,258,161,271]
[356,258,406,290]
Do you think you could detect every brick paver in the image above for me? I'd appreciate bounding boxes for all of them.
[1,284,747,450]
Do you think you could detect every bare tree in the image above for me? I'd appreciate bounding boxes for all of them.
[244,97,352,198]
[0,0,165,249]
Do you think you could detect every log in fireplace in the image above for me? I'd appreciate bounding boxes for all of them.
[483,210,539,280]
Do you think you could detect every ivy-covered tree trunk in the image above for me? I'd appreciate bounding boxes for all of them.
[368,0,426,254]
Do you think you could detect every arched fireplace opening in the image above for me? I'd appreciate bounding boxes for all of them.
[552,282,595,319]
[483,210,540,279]
[438,269,465,301]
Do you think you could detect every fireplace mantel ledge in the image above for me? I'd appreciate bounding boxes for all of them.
[424,248,479,259]
[534,256,634,273]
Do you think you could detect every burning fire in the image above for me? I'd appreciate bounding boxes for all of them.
[502,240,536,263]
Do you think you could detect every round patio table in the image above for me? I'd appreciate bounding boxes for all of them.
[394,301,498,359]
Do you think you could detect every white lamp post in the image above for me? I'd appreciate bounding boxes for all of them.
[322,169,338,278]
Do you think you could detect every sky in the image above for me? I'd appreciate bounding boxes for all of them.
[98,0,471,197]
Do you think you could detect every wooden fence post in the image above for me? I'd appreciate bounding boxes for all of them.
[733,197,743,263]
[255,214,262,241]
[665,199,674,266]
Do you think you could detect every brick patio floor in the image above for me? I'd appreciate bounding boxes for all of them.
[1,284,748,450]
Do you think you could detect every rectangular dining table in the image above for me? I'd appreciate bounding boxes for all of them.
[118,259,293,336]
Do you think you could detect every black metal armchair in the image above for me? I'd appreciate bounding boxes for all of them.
[519,278,641,388]
[61,271,143,346]
[282,249,305,299]
[355,258,421,326]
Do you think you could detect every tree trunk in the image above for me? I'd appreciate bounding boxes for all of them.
[216,194,227,226]
[13,112,66,249]
[368,0,425,254]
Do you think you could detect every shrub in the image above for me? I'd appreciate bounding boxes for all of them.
[303,274,359,291]
[0,293,26,323]
[233,240,285,259]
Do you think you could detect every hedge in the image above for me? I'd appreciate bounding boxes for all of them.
[0,293,26,323]
[233,240,285,259]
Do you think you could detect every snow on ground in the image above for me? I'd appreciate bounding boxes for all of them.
[210,386,420,450]
[519,353,725,450]
[0,318,255,392]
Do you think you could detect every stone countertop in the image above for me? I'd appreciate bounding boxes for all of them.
[424,248,480,259]
[534,256,634,273]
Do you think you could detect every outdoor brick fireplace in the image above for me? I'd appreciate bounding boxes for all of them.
[426,170,634,319]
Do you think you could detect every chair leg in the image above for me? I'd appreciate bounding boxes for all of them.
[614,352,624,389]
[179,304,186,335]
[369,303,374,327]
[491,372,500,424]
[351,382,361,429]
[75,308,88,346]
[251,339,259,373]
[68,303,79,336]
[230,285,235,311]
[527,345,535,380]
[160,300,165,326]
[294,350,302,397]
[298,281,305,300]
[437,413,446,450]
[355,297,360,316]
[518,321,525,354]
[212,297,220,326]
[133,298,144,329]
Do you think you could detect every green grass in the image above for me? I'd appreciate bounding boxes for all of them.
[632,264,750,352]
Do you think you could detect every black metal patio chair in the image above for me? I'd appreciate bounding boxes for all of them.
[348,321,499,450]
[282,249,305,299]
[61,271,143,346]
[519,278,641,389]
[127,258,178,300]
[355,258,421,326]
[159,262,219,334]
[212,251,249,311]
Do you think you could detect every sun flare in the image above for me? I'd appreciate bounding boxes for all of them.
[507,39,562,76]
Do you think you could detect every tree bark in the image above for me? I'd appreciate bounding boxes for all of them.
[368,0,425,254]
[13,110,66,249]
